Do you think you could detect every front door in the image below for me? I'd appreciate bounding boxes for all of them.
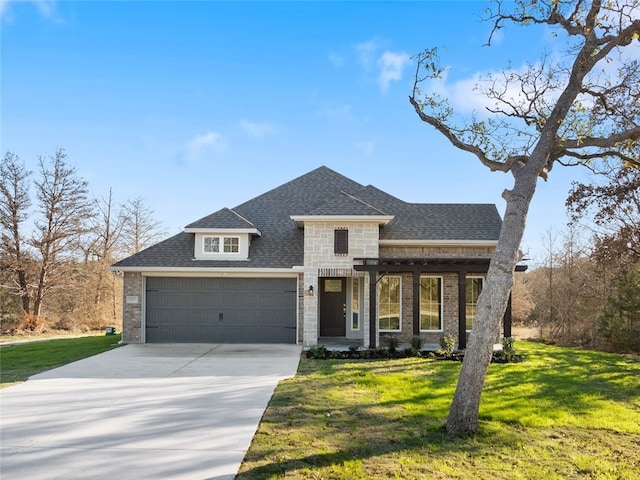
[319,278,346,337]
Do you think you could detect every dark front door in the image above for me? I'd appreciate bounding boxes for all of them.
[319,277,346,337]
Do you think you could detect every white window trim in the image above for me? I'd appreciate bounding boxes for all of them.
[350,278,360,331]
[378,275,402,333]
[223,236,239,253]
[420,275,444,332]
[203,236,220,253]
[202,235,241,255]
[466,275,484,332]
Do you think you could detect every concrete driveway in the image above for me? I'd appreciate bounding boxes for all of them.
[0,343,302,480]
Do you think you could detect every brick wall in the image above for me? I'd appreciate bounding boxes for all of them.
[376,245,493,347]
[380,245,495,258]
[121,272,143,343]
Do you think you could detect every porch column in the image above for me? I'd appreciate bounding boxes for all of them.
[368,272,377,349]
[503,291,513,338]
[413,272,421,335]
[458,271,467,350]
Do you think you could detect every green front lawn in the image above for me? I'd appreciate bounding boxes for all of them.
[0,334,122,387]
[237,342,640,479]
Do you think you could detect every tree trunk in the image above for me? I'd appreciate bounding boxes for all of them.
[17,269,30,313]
[445,162,538,436]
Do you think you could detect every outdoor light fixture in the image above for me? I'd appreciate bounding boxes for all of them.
[309,285,314,295]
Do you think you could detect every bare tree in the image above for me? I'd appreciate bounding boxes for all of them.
[0,152,32,315]
[30,148,93,319]
[120,197,166,255]
[410,0,640,436]
[567,164,640,263]
[81,189,127,324]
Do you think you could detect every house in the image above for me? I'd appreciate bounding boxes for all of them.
[112,166,522,349]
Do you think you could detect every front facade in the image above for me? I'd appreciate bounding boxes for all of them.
[112,166,518,348]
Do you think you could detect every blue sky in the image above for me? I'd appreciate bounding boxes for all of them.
[1,0,594,264]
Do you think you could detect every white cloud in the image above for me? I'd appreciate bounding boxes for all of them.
[1,0,58,20]
[354,39,410,92]
[377,51,410,93]
[317,101,354,122]
[356,140,376,156]
[433,32,640,118]
[355,39,380,70]
[239,120,276,139]
[425,62,550,117]
[185,131,227,163]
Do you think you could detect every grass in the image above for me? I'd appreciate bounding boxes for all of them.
[0,334,122,387]
[237,341,640,479]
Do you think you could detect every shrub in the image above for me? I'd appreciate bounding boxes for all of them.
[493,336,525,363]
[386,336,399,353]
[404,347,421,358]
[436,333,457,357]
[307,345,328,359]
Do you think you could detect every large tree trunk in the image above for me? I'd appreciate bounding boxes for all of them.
[445,162,538,436]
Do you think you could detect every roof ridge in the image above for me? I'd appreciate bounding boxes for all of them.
[340,190,388,215]
[228,207,257,227]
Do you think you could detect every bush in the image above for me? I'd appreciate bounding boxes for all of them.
[307,345,328,359]
[386,336,399,353]
[493,336,525,363]
[436,334,457,357]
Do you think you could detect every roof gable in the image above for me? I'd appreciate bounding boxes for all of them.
[304,190,388,216]
[185,207,257,230]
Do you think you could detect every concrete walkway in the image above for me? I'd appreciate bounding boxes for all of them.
[0,343,302,480]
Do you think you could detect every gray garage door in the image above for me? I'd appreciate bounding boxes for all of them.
[145,277,297,343]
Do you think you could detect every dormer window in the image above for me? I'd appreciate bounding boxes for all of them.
[224,237,239,253]
[203,236,240,254]
[204,236,220,253]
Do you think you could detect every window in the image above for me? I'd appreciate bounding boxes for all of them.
[334,229,348,255]
[378,276,401,331]
[466,277,484,331]
[223,237,239,253]
[203,236,220,253]
[351,280,359,330]
[203,236,239,254]
[420,276,443,331]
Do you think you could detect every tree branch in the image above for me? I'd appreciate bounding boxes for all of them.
[408,95,512,172]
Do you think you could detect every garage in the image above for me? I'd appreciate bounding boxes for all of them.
[144,277,298,343]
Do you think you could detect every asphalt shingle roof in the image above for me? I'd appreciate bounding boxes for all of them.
[112,166,502,269]
[185,207,257,230]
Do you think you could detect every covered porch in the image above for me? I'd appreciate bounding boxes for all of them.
[354,257,526,350]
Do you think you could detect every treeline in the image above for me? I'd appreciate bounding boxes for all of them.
[513,165,640,354]
[0,148,165,334]
[2,149,638,353]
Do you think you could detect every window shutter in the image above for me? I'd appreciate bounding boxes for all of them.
[334,229,348,254]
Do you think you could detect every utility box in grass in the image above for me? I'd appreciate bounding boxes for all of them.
[105,327,116,335]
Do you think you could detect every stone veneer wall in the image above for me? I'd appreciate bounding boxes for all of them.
[297,272,304,343]
[302,222,380,346]
[121,272,143,343]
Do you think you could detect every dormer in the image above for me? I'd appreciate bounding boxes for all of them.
[184,208,261,261]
